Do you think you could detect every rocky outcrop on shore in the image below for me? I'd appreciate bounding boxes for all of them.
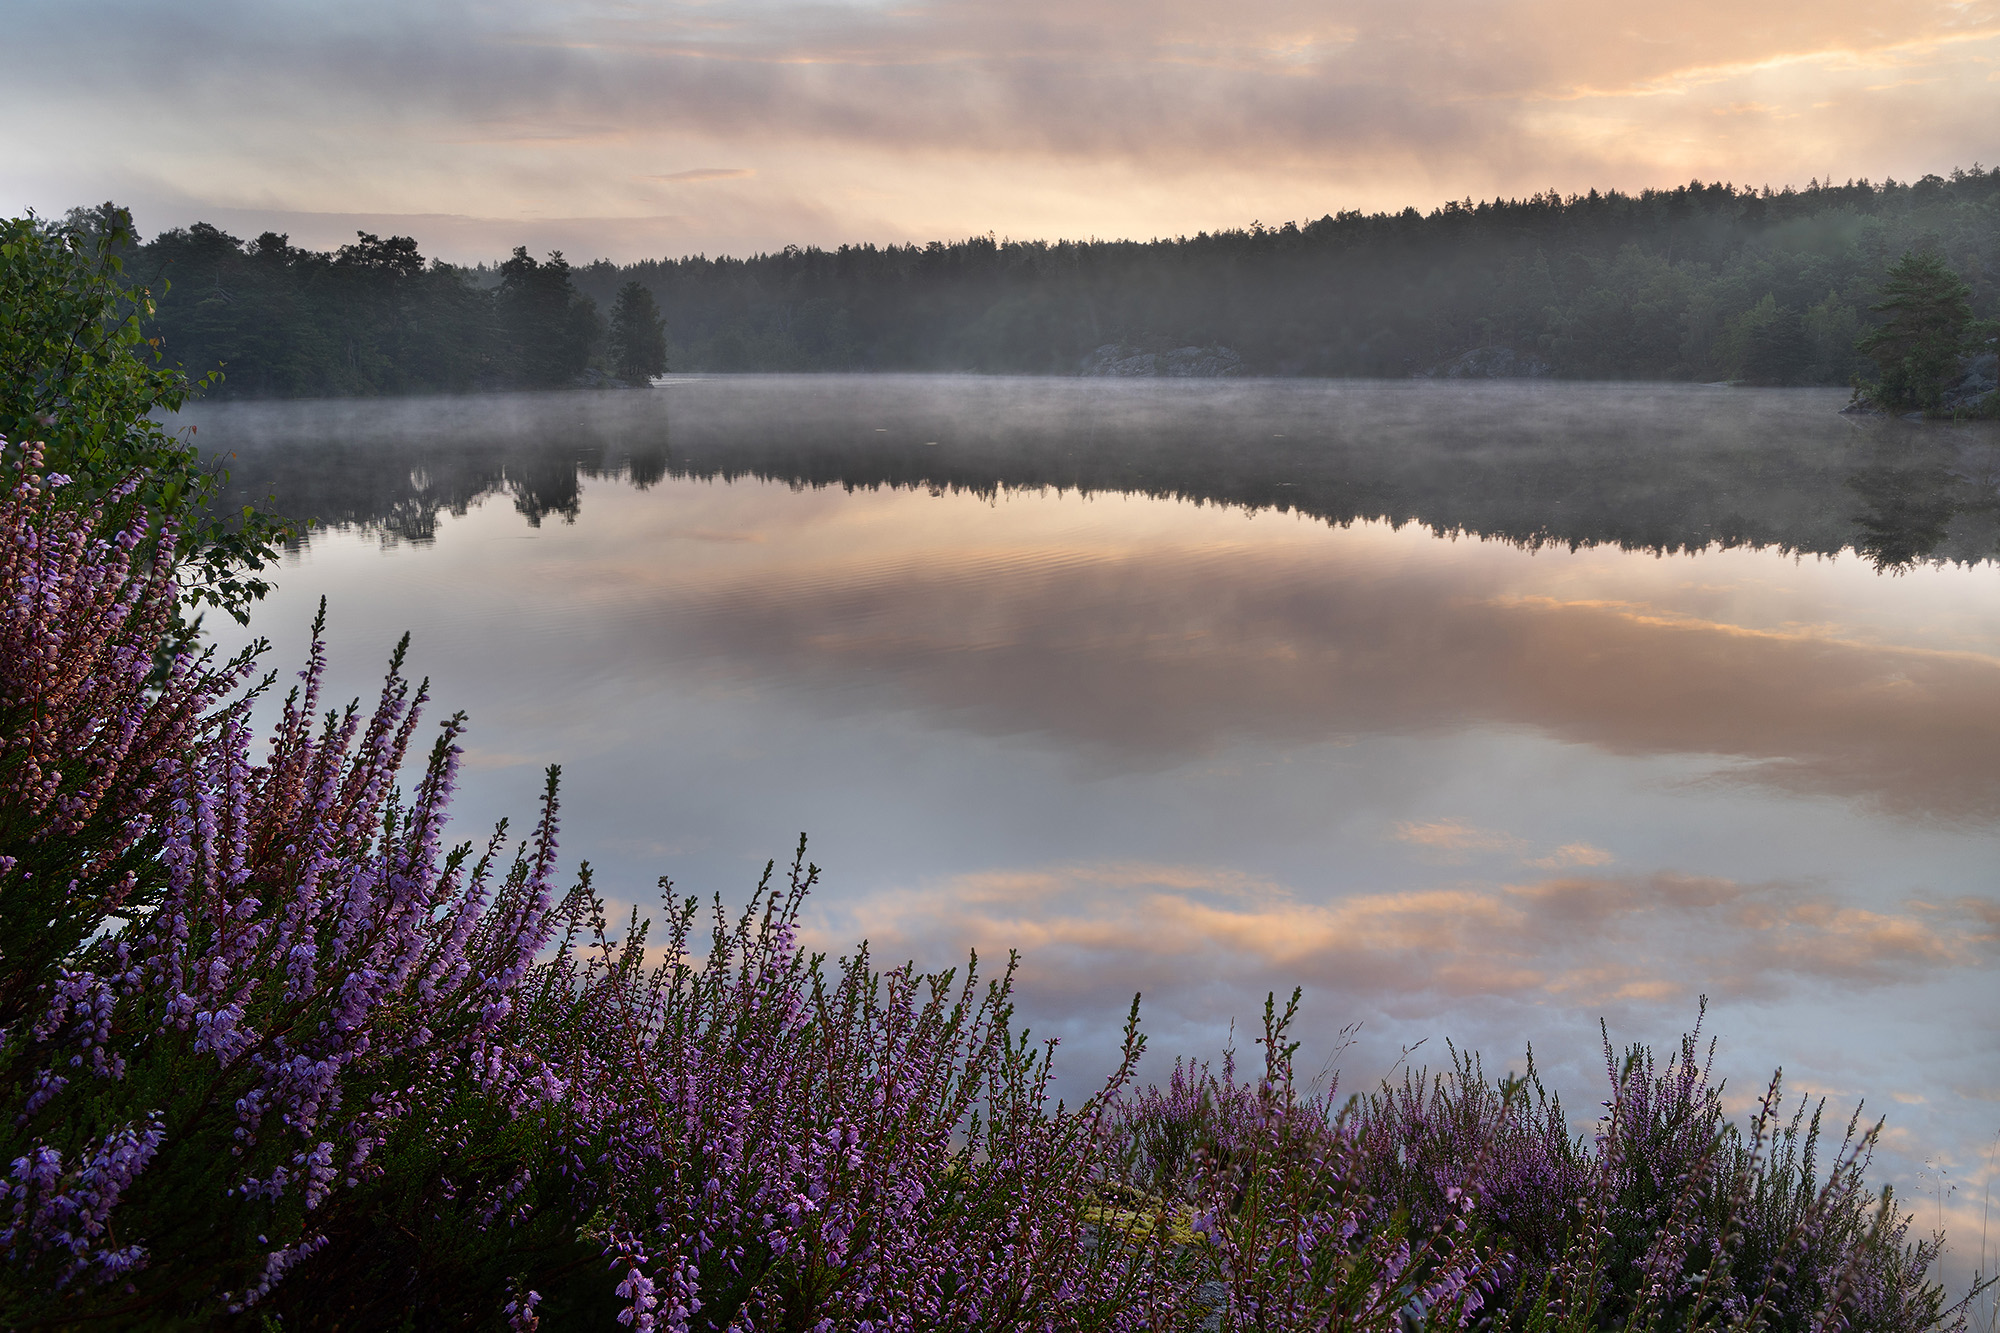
[1080,343,1244,377]
[570,367,651,389]
[1842,352,1998,418]
[1945,352,2000,409]
[1420,346,1553,379]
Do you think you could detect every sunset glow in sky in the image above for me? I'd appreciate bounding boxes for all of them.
[8,0,1999,261]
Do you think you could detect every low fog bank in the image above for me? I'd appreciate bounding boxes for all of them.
[189,377,2000,570]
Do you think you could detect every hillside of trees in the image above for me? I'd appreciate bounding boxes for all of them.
[103,222,662,398]
[101,167,2000,393]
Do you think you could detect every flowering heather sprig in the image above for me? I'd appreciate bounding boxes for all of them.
[0,439,258,1032]
[503,1279,544,1332]
[1,1114,162,1289]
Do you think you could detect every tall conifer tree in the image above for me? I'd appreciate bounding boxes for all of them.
[609,280,668,383]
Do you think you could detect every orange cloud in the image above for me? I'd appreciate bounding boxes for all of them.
[1527,843,1616,869]
[1393,819,1528,861]
[623,528,2000,820]
[807,859,1998,1034]
[1396,822,1613,870]
[5,0,1995,260]
[644,168,755,183]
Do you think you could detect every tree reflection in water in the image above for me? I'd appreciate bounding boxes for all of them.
[1848,441,2000,572]
[191,380,2000,572]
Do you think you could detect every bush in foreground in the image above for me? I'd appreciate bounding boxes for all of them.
[0,441,566,1323]
[0,208,285,625]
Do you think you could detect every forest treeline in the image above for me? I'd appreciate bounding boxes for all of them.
[96,221,667,398]
[95,167,2000,392]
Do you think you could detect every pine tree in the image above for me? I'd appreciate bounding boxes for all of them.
[497,248,599,387]
[1857,249,1973,413]
[609,280,668,384]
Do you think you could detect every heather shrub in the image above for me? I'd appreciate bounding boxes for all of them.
[259,852,1213,1330]
[1103,992,1513,1332]
[0,439,1192,1328]
[0,445,254,1036]
[1354,1015,1962,1332]
[469,851,1190,1330]
[252,852,1203,1331]
[0,440,567,1323]
[1104,1046,1266,1206]
[1104,999,1978,1333]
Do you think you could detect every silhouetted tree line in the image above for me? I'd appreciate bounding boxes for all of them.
[573,169,2000,381]
[104,222,668,397]
[97,167,2000,394]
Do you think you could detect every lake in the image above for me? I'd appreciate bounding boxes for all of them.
[187,376,2000,1278]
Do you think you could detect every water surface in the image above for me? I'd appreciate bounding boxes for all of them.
[190,378,2000,1269]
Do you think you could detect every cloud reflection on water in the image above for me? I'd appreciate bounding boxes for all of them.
[546,519,2000,820]
[811,858,1994,1029]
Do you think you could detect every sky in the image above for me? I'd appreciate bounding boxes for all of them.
[5,0,1998,263]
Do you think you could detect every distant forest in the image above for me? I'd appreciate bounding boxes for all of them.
[109,167,2000,393]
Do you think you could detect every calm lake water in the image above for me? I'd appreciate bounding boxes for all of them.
[188,377,2000,1273]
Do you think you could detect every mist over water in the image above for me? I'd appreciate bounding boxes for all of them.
[187,378,2000,1284]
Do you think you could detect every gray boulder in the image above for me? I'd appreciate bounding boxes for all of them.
[1080,343,1243,378]
[569,367,645,389]
[1080,345,1159,376]
[1844,352,1998,417]
[1942,352,1998,409]
[1422,346,1553,379]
